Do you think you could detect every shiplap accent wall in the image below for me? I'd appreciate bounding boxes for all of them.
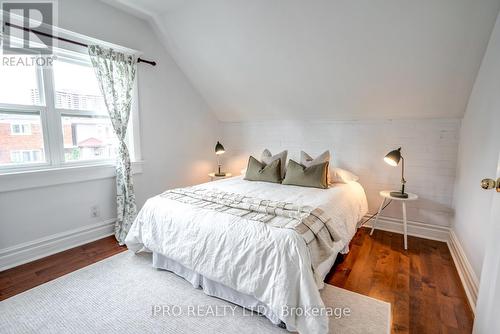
[220,119,460,227]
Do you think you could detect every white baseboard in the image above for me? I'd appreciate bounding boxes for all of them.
[447,229,479,314]
[0,219,115,272]
[362,214,450,242]
[364,214,478,313]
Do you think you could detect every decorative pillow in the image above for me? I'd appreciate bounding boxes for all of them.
[330,167,359,183]
[282,160,329,189]
[244,156,282,183]
[300,150,331,167]
[300,150,359,184]
[300,150,331,183]
[261,149,287,179]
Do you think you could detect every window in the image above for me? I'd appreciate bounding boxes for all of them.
[0,45,138,172]
[11,122,32,135]
[53,56,117,163]
[62,115,117,162]
[0,112,45,166]
[0,56,42,106]
[53,59,107,114]
[10,150,42,163]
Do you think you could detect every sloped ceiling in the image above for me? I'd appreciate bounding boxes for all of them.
[105,0,500,121]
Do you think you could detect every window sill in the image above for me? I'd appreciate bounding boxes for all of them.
[0,161,144,193]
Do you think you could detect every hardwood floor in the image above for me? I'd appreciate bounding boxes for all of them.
[326,228,474,333]
[0,229,473,333]
[0,236,126,301]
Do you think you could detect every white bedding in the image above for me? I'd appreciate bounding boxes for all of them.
[125,177,367,334]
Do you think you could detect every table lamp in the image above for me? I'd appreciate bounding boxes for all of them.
[384,147,409,198]
[215,141,226,176]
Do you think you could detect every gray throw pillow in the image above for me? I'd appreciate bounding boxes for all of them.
[282,159,329,189]
[244,156,282,183]
[300,150,331,183]
[261,149,287,179]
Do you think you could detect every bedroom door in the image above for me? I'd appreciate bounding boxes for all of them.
[473,152,500,334]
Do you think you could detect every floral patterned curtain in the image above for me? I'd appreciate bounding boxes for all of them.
[88,45,138,244]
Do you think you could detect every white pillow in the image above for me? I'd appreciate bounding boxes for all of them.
[300,150,331,167]
[330,167,359,183]
[261,149,288,179]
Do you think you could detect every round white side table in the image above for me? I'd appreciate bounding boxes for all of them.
[208,172,232,181]
[370,190,418,250]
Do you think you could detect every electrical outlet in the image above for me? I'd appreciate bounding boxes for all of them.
[91,205,100,218]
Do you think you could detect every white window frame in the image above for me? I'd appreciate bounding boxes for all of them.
[10,149,42,163]
[0,24,143,190]
[10,122,32,135]
[47,48,118,168]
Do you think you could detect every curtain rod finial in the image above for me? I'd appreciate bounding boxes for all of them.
[138,58,156,66]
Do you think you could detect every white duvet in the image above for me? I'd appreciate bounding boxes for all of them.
[125,177,368,334]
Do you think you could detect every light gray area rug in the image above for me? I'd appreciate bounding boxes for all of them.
[0,251,390,334]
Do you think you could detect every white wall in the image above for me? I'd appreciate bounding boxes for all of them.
[0,0,218,260]
[453,12,500,280]
[221,119,460,227]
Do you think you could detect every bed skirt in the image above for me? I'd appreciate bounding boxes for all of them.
[152,252,282,326]
[151,239,344,329]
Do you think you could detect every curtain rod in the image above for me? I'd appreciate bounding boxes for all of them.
[5,22,157,66]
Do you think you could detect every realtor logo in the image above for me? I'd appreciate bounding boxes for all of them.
[2,1,55,54]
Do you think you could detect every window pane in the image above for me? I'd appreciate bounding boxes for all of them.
[53,59,106,113]
[0,112,45,166]
[62,115,117,162]
[0,57,42,106]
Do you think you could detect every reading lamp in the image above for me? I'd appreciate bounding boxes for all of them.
[384,147,409,198]
[215,141,226,176]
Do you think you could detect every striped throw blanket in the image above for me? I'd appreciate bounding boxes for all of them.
[160,187,339,283]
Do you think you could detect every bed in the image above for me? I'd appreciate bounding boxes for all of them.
[125,176,368,334]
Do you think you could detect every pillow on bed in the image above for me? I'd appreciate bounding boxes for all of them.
[300,150,331,183]
[300,150,331,167]
[244,156,282,183]
[282,159,329,189]
[300,150,359,184]
[330,167,359,183]
[261,149,287,179]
